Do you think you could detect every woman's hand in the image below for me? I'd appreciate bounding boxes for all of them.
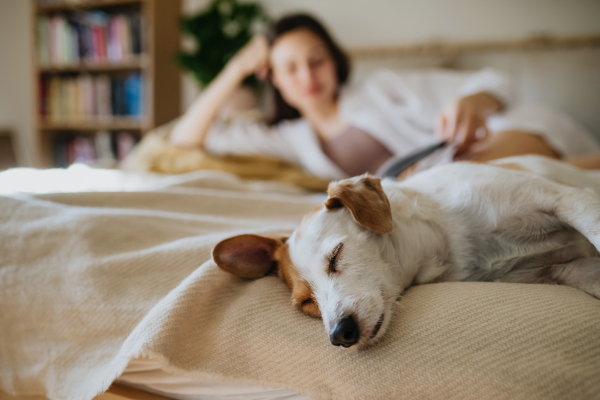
[228,34,270,79]
[170,35,269,148]
[436,92,503,157]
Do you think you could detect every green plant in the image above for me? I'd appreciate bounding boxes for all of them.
[176,0,269,88]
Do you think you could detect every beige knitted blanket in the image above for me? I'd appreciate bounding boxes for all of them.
[1,171,600,400]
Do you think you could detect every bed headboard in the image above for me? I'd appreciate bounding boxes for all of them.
[348,35,600,140]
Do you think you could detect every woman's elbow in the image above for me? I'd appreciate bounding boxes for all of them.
[169,125,206,149]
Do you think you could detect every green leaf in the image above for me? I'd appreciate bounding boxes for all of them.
[175,0,270,89]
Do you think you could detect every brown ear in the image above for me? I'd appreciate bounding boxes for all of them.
[212,234,287,279]
[325,175,393,234]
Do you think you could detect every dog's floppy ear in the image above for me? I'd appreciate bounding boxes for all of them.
[212,234,287,279]
[325,175,393,234]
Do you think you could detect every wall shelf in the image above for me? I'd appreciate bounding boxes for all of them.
[36,0,144,13]
[32,0,181,167]
[39,118,148,131]
[38,56,149,73]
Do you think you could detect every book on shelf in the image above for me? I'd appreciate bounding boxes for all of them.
[116,131,136,160]
[53,131,138,168]
[124,73,142,116]
[40,72,144,121]
[95,130,116,166]
[37,9,143,66]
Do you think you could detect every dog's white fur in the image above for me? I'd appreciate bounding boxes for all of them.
[213,155,600,349]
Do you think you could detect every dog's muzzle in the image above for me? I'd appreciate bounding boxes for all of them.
[329,315,360,347]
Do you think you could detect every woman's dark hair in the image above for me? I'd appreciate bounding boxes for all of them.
[263,14,351,126]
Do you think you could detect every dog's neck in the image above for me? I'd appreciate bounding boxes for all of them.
[380,186,452,292]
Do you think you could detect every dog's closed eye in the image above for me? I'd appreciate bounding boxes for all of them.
[328,243,344,274]
[301,298,314,307]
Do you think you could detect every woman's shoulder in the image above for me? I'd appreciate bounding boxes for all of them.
[345,68,400,88]
[339,68,418,105]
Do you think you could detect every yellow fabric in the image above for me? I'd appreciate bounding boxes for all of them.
[1,174,600,400]
[120,119,329,191]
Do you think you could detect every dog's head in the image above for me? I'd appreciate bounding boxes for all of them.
[213,175,398,349]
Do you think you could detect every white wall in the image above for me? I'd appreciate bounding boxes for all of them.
[184,0,600,47]
[0,0,34,166]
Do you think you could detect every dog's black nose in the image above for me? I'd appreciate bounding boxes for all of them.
[330,315,360,347]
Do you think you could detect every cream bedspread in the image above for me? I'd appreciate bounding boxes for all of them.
[1,170,600,400]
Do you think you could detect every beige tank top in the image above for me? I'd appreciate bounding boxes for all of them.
[320,126,394,176]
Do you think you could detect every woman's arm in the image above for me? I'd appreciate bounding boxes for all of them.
[170,35,270,148]
[436,91,503,157]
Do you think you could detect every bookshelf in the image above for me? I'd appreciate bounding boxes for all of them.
[32,0,181,167]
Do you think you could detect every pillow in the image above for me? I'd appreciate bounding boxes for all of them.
[120,118,329,191]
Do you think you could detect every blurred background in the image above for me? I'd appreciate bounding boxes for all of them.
[1,0,599,170]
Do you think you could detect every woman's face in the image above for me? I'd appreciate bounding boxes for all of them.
[269,29,338,112]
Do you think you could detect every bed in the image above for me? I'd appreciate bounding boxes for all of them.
[2,37,600,400]
[1,164,600,400]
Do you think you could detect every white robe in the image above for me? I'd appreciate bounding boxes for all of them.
[204,68,600,181]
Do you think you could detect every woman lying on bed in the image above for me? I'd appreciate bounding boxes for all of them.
[170,13,600,181]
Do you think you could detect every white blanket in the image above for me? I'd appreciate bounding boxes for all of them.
[1,169,600,400]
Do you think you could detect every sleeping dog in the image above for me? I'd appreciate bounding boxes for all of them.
[212,155,600,349]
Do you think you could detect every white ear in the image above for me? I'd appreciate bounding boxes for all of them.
[325,175,393,235]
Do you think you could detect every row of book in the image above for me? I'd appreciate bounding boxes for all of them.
[37,10,143,65]
[40,73,143,120]
[53,131,138,167]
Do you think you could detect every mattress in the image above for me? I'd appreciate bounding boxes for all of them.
[4,165,600,400]
[117,358,314,400]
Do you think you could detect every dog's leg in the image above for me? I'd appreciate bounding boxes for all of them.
[550,258,600,299]
[501,258,600,299]
[544,187,600,252]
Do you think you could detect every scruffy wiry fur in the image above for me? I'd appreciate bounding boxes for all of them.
[213,155,600,349]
